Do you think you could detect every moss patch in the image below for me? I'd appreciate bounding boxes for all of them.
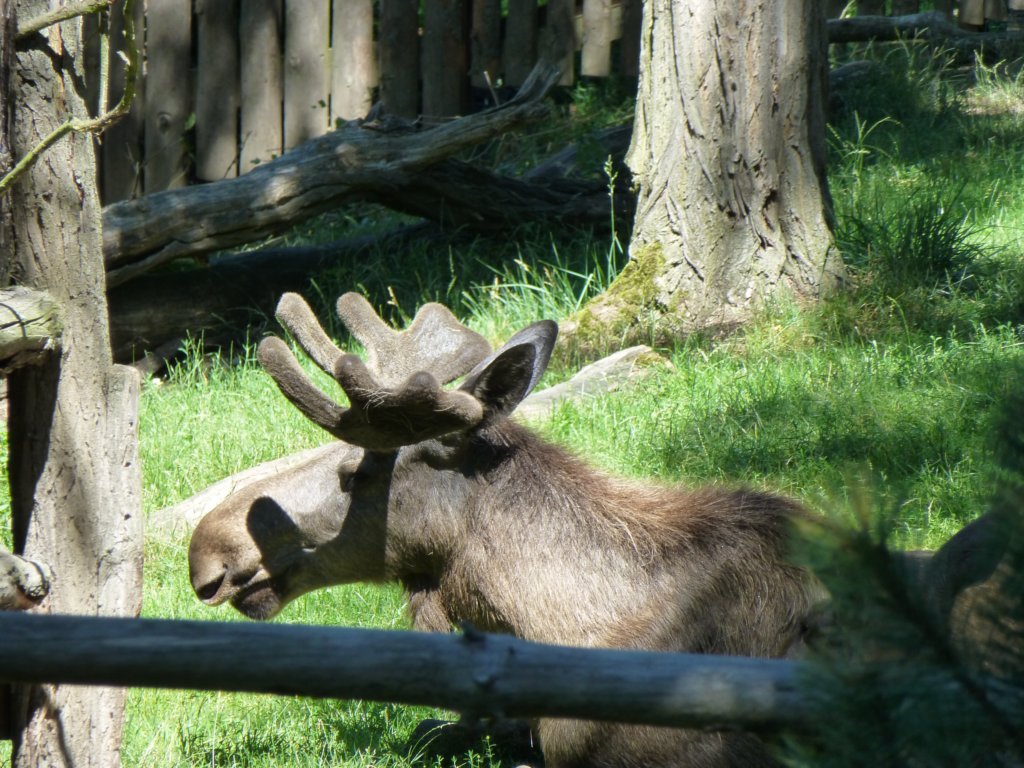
[559,243,674,359]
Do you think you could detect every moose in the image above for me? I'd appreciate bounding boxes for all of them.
[188,292,1007,767]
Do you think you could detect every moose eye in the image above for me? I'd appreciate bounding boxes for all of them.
[341,472,357,493]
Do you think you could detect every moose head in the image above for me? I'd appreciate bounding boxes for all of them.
[188,292,556,621]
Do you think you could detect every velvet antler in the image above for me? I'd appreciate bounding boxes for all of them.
[258,292,493,452]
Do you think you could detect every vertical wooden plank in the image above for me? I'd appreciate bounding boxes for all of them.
[470,0,501,90]
[618,0,642,79]
[503,0,537,87]
[144,0,192,192]
[933,0,953,18]
[82,12,100,116]
[331,0,376,121]
[580,0,612,77]
[101,0,146,202]
[422,0,469,117]
[378,0,419,117]
[195,0,240,180]
[540,0,575,86]
[284,0,328,149]
[240,0,283,172]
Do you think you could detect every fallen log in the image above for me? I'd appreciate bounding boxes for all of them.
[0,612,813,731]
[107,226,432,365]
[102,64,562,288]
[827,11,1024,63]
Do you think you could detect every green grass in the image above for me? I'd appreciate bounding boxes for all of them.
[2,46,1024,767]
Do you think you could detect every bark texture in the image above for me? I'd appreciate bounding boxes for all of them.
[596,0,843,335]
[5,4,143,766]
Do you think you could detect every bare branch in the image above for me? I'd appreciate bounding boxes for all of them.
[14,0,109,41]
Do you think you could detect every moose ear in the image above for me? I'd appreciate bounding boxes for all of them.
[459,320,558,418]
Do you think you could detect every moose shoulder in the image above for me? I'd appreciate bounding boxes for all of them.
[188,292,822,767]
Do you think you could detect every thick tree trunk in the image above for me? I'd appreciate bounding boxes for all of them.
[580,0,843,339]
[4,3,143,766]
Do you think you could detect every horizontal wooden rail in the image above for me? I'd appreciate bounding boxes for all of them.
[0,287,61,371]
[0,612,813,731]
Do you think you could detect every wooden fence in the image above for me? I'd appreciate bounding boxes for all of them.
[88,0,643,204]
[87,1,976,205]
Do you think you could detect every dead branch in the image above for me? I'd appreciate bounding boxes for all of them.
[827,11,1024,62]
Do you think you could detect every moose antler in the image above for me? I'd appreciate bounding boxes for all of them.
[258,292,493,451]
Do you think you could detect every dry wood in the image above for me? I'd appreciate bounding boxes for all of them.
[618,0,642,78]
[470,0,502,90]
[195,0,239,181]
[107,226,431,362]
[0,612,814,731]
[144,0,190,192]
[543,0,576,86]
[423,0,469,116]
[503,0,538,86]
[331,0,376,121]
[284,0,328,148]
[581,0,613,77]
[0,287,62,371]
[239,0,283,173]
[827,11,1024,62]
[100,0,145,202]
[102,64,562,287]
[378,0,420,117]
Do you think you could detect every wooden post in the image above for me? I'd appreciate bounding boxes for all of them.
[195,0,240,181]
[101,0,145,202]
[378,0,420,117]
[423,0,470,117]
[331,0,376,122]
[618,0,642,79]
[581,0,612,77]
[284,0,328,148]
[541,0,575,86]
[5,2,143,766]
[240,0,283,173]
[503,0,538,88]
[470,0,502,92]
[144,0,192,191]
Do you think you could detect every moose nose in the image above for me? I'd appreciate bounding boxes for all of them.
[192,570,225,604]
[188,547,231,605]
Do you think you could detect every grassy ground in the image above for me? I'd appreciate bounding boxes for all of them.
[2,46,1023,768]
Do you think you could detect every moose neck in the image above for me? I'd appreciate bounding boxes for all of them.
[392,419,676,648]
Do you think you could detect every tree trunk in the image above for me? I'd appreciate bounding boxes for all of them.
[579,0,843,340]
[4,3,143,766]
